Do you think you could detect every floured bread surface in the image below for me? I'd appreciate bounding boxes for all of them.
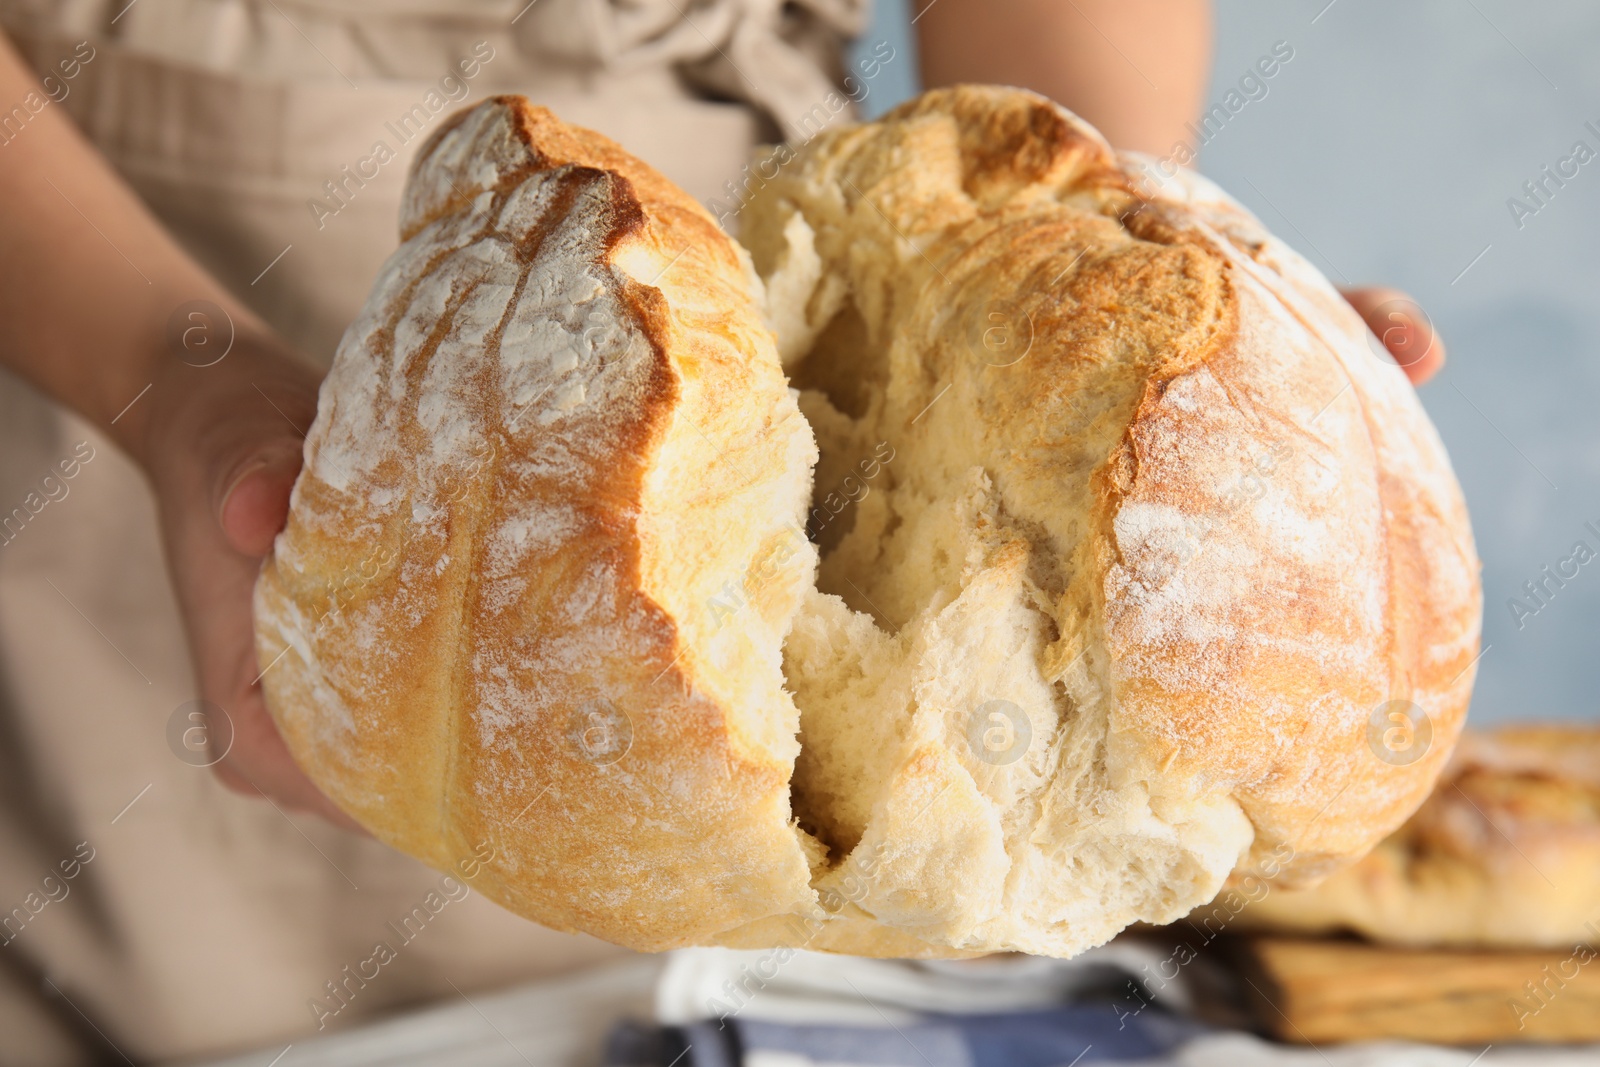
[254,96,819,946]
[255,88,1482,958]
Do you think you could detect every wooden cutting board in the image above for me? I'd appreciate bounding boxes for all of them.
[1236,936,1600,1044]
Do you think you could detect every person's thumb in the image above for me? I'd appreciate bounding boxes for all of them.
[1340,285,1447,386]
[216,443,304,558]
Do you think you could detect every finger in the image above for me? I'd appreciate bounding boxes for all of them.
[225,681,366,831]
[1340,285,1447,386]
[203,694,368,831]
[209,709,372,834]
[217,448,303,558]
[198,471,367,834]
[194,632,371,834]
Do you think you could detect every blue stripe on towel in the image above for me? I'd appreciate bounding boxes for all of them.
[604,1003,1207,1067]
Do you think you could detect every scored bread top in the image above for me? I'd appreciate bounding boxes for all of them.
[255,88,1482,958]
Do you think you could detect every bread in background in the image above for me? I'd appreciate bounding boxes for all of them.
[1237,725,1600,948]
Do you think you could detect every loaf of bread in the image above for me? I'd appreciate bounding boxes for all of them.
[253,87,1482,958]
[1237,725,1600,948]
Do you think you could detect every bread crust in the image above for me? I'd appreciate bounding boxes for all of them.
[255,88,1481,957]
[1099,160,1482,886]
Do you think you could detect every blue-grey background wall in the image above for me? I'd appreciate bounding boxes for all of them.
[850,0,1599,725]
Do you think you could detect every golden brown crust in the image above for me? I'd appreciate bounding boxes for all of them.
[1100,186,1482,884]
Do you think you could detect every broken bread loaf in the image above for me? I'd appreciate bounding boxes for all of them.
[253,87,1482,958]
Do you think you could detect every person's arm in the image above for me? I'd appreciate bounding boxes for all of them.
[914,0,1213,157]
[0,32,359,828]
[914,0,1445,384]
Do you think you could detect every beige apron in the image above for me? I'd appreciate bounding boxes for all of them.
[0,1,863,1062]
